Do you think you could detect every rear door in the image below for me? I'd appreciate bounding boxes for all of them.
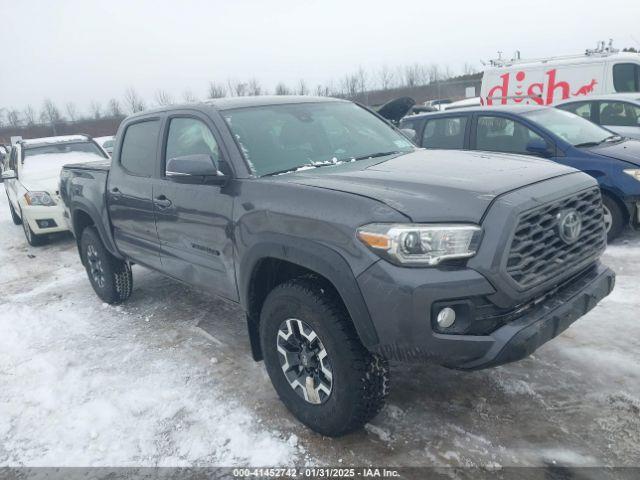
[107,117,163,269]
[153,112,237,301]
[417,114,470,150]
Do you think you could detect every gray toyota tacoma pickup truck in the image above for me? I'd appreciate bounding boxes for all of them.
[59,96,615,436]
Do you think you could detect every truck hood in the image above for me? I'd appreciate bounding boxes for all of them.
[20,152,105,193]
[281,149,579,222]
[584,139,640,167]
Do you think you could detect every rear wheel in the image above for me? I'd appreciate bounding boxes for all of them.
[80,226,132,304]
[260,277,389,437]
[602,195,624,242]
[20,210,46,246]
[7,196,21,225]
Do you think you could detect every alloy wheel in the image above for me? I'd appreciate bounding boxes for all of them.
[276,318,333,404]
[603,205,613,233]
[86,244,106,288]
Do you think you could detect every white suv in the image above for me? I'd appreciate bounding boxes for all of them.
[2,135,109,246]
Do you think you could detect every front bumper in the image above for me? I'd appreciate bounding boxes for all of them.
[20,202,69,235]
[357,261,615,370]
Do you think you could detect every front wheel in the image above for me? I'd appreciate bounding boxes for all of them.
[80,226,133,304]
[602,195,624,242]
[260,278,389,437]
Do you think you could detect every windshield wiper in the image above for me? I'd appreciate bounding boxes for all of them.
[262,159,342,177]
[575,135,624,148]
[350,150,403,161]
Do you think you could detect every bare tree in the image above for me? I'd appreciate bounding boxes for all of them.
[0,109,5,128]
[154,89,173,106]
[124,87,145,114]
[227,79,247,97]
[41,98,61,134]
[7,109,21,127]
[274,82,291,95]
[107,98,122,117]
[355,67,368,94]
[182,89,198,103]
[402,64,427,88]
[23,105,36,126]
[340,73,359,98]
[377,65,395,90]
[207,82,227,98]
[297,79,309,95]
[315,84,331,96]
[247,78,263,96]
[65,102,78,122]
[90,101,102,119]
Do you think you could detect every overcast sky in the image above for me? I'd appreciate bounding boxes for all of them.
[1,0,639,115]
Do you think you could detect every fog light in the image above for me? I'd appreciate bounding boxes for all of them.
[436,307,456,328]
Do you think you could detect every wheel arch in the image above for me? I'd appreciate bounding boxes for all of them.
[70,200,122,261]
[239,240,379,361]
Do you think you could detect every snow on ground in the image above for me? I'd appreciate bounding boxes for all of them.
[0,194,305,466]
[0,191,639,468]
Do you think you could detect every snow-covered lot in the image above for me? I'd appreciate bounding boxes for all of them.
[1,192,639,468]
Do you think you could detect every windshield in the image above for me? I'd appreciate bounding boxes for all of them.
[223,102,415,176]
[24,141,107,159]
[523,108,617,147]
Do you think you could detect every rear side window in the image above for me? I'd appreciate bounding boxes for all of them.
[476,116,545,154]
[421,117,467,149]
[613,63,640,92]
[120,120,160,177]
[599,101,640,127]
[557,102,593,120]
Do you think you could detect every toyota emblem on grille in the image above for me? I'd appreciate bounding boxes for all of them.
[558,209,582,244]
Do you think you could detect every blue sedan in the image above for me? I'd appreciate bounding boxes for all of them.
[400,105,640,240]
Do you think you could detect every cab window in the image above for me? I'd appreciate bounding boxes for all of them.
[421,116,467,149]
[557,102,593,120]
[476,116,545,155]
[599,101,640,127]
[165,117,221,175]
[120,120,161,177]
[613,63,640,92]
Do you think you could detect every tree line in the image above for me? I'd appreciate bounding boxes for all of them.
[0,62,479,130]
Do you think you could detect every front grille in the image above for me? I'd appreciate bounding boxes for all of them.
[506,187,605,289]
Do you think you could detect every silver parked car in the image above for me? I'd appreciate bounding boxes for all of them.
[557,94,640,140]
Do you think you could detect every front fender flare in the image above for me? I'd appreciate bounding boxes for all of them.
[239,238,379,349]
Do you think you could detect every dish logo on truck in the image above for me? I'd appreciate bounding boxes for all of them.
[482,68,600,106]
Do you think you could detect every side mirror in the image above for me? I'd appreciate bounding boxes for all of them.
[166,154,223,180]
[1,169,16,180]
[400,128,417,142]
[526,139,552,157]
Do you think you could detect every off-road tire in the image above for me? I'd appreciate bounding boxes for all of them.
[20,209,46,246]
[260,277,389,437]
[80,226,132,304]
[7,196,21,225]
[602,194,624,242]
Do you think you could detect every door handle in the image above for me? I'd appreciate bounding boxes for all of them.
[154,195,172,209]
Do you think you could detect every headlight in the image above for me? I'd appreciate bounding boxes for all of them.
[624,169,640,182]
[357,223,482,266]
[24,191,56,206]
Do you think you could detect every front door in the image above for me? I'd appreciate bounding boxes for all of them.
[153,114,237,301]
[107,118,163,269]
